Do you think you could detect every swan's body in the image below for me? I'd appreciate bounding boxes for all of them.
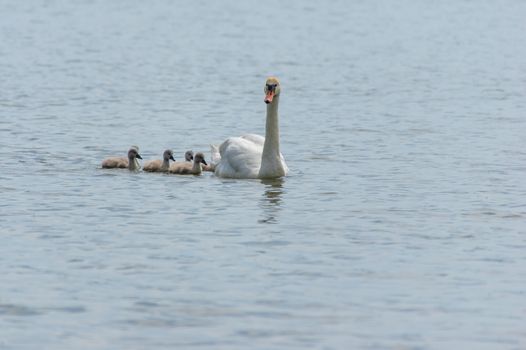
[101,157,128,169]
[214,77,288,179]
[143,149,175,172]
[101,147,142,171]
[169,152,207,175]
[202,163,216,172]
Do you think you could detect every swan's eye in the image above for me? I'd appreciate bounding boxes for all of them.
[266,84,277,91]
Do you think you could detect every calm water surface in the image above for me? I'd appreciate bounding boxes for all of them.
[1,0,525,349]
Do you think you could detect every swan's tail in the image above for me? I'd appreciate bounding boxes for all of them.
[210,144,221,164]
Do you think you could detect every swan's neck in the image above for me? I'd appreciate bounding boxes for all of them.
[259,95,285,178]
[262,95,280,159]
[192,161,202,174]
[161,159,170,170]
[128,156,139,171]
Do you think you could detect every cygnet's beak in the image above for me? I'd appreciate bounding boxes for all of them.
[201,159,208,165]
[264,90,274,104]
[170,155,175,161]
[136,154,142,159]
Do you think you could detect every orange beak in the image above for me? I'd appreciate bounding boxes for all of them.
[264,90,275,104]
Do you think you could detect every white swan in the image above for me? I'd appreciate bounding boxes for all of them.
[214,77,288,179]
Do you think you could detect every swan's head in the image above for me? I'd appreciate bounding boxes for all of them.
[185,150,194,162]
[128,147,142,160]
[163,149,175,162]
[194,152,208,166]
[264,77,280,104]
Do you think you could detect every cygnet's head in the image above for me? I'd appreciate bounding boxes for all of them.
[163,149,175,161]
[128,148,142,159]
[264,77,281,104]
[185,150,194,162]
[194,152,207,165]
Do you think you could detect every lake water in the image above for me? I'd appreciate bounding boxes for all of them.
[1,0,525,349]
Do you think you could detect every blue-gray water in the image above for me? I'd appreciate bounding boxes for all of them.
[1,1,525,349]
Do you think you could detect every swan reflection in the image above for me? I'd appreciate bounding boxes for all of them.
[258,178,284,224]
